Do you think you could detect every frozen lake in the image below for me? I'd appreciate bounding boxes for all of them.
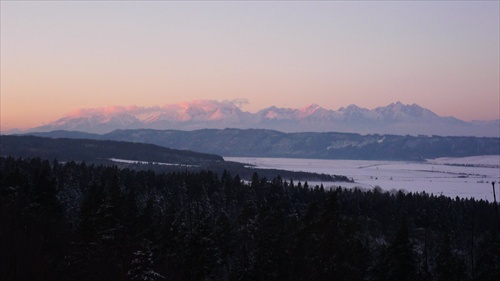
[225,155,500,202]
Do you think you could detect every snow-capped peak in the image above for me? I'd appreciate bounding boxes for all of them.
[374,102,438,121]
[24,100,498,137]
[299,103,321,114]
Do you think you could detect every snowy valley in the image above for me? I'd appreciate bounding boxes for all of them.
[226,155,500,202]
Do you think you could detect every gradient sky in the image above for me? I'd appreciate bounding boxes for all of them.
[1,1,499,131]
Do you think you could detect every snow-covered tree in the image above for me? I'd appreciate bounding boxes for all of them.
[128,250,165,281]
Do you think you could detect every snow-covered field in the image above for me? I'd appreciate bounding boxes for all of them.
[109,158,199,167]
[225,156,500,202]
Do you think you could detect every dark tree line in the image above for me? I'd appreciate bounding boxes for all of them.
[1,156,499,280]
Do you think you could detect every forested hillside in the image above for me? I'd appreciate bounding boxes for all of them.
[0,135,347,182]
[1,157,499,281]
[0,135,223,164]
[26,128,500,161]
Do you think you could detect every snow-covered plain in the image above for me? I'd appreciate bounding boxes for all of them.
[225,155,500,202]
[109,158,199,167]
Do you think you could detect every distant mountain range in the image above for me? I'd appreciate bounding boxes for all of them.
[23,100,500,137]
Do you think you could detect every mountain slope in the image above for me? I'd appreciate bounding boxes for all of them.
[103,128,500,161]
[24,100,499,137]
[24,128,500,161]
[0,135,223,164]
[1,135,348,181]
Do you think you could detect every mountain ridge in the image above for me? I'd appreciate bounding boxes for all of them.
[20,100,500,137]
[22,128,500,161]
[0,135,347,182]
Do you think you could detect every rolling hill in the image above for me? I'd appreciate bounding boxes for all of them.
[0,135,348,182]
[24,128,500,161]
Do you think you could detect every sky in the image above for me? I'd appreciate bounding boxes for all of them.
[1,1,499,131]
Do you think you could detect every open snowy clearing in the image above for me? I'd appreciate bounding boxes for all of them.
[225,156,500,202]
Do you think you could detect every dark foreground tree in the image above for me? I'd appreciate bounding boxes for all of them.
[1,157,500,281]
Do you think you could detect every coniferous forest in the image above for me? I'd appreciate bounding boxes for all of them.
[1,157,499,281]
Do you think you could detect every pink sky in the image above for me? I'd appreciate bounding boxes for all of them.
[1,1,499,131]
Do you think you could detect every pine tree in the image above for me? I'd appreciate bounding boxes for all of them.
[128,249,165,281]
[474,231,500,281]
[434,233,467,281]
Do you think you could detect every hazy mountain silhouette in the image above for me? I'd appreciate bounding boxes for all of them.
[25,100,499,137]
